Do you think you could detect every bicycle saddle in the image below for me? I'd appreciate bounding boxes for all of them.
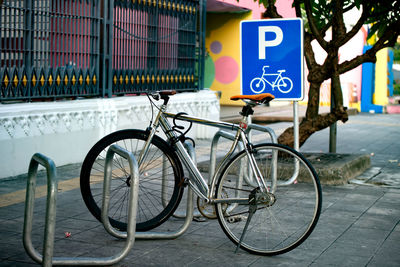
[230,93,275,105]
[159,90,176,96]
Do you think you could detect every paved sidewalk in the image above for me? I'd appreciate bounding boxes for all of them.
[0,111,399,266]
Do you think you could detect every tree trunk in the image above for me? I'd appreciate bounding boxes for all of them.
[275,0,399,149]
[278,81,348,148]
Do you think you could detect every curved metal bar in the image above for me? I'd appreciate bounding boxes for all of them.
[278,157,300,186]
[172,141,202,218]
[280,101,300,185]
[23,149,140,266]
[136,141,195,239]
[245,123,278,144]
[53,144,140,265]
[101,144,139,239]
[135,188,194,240]
[23,153,58,267]
[209,130,244,181]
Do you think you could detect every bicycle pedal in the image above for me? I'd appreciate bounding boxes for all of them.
[193,216,207,222]
[227,215,247,223]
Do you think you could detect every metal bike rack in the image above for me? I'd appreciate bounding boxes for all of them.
[245,118,278,144]
[23,145,140,266]
[169,141,203,219]
[209,116,301,188]
[210,120,278,175]
[247,117,299,186]
[23,153,58,267]
[209,130,244,181]
[209,119,277,185]
[136,141,195,240]
[101,145,139,240]
[248,117,300,186]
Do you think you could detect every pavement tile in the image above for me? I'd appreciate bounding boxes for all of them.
[328,240,382,257]
[123,240,219,266]
[367,238,400,267]
[51,238,105,258]
[335,226,390,247]
[353,213,398,230]
[246,255,310,267]
[319,208,361,223]
[386,227,400,242]
[0,203,25,220]
[0,236,25,260]
[0,260,38,266]
[311,249,371,266]
[366,204,400,217]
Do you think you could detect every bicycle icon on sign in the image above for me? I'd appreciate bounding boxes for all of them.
[250,66,293,94]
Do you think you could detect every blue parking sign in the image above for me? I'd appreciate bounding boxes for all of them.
[240,18,303,100]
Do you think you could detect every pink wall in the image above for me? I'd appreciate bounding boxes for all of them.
[276,0,296,18]
[214,0,295,19]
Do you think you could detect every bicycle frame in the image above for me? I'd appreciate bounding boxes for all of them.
[261,70,283,88]
[138,102,272,204]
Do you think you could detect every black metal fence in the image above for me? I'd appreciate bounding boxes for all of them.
[0,0,205,101]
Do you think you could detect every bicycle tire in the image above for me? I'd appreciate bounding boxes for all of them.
[215,143,322,255]
[80,129,184,231]
[277,77,293,94]
[250,78,266,94]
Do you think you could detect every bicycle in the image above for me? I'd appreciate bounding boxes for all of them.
[80,90,322,256]
[250,66,293,94]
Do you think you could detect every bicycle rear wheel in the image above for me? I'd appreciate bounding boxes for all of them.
[250,78,266,93]
[215,143,321,255]
[80,129,184,231]
[277,77,293,93]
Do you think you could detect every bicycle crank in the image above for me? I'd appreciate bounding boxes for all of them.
[234,188,276,253]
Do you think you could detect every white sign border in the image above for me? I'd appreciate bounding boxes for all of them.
[240,18,304,101]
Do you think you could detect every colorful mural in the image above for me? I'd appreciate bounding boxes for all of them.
[205,12,249,105]
[205,1,263,105]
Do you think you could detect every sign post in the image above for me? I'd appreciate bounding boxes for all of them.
[240,18,304,150]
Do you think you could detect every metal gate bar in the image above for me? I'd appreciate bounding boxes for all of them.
[1,0,204,101]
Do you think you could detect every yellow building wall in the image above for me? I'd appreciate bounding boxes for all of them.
[373,48,389,106]
[205,12,253,106]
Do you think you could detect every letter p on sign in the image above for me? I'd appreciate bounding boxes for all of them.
[258,26,283,60]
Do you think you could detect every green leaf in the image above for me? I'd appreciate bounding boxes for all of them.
[376,24,388,39]
[367,23,380,40]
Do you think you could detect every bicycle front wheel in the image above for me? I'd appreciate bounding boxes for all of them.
[215,143,321,255]
[80,129,184,231]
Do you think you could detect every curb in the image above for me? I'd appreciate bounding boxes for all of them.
[197,153,371,185]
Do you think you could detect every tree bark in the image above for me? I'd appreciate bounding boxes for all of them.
[262,0,282,19]
[278,107,348,147]
[278,0,352,148]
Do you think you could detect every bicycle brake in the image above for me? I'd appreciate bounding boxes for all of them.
[178,177,190,188]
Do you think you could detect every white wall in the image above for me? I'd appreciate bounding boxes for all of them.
[0,90,220,179]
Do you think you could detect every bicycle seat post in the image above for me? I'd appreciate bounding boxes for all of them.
[158,90,177,106]
[231,93,275,130]
[240,104,254,120]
